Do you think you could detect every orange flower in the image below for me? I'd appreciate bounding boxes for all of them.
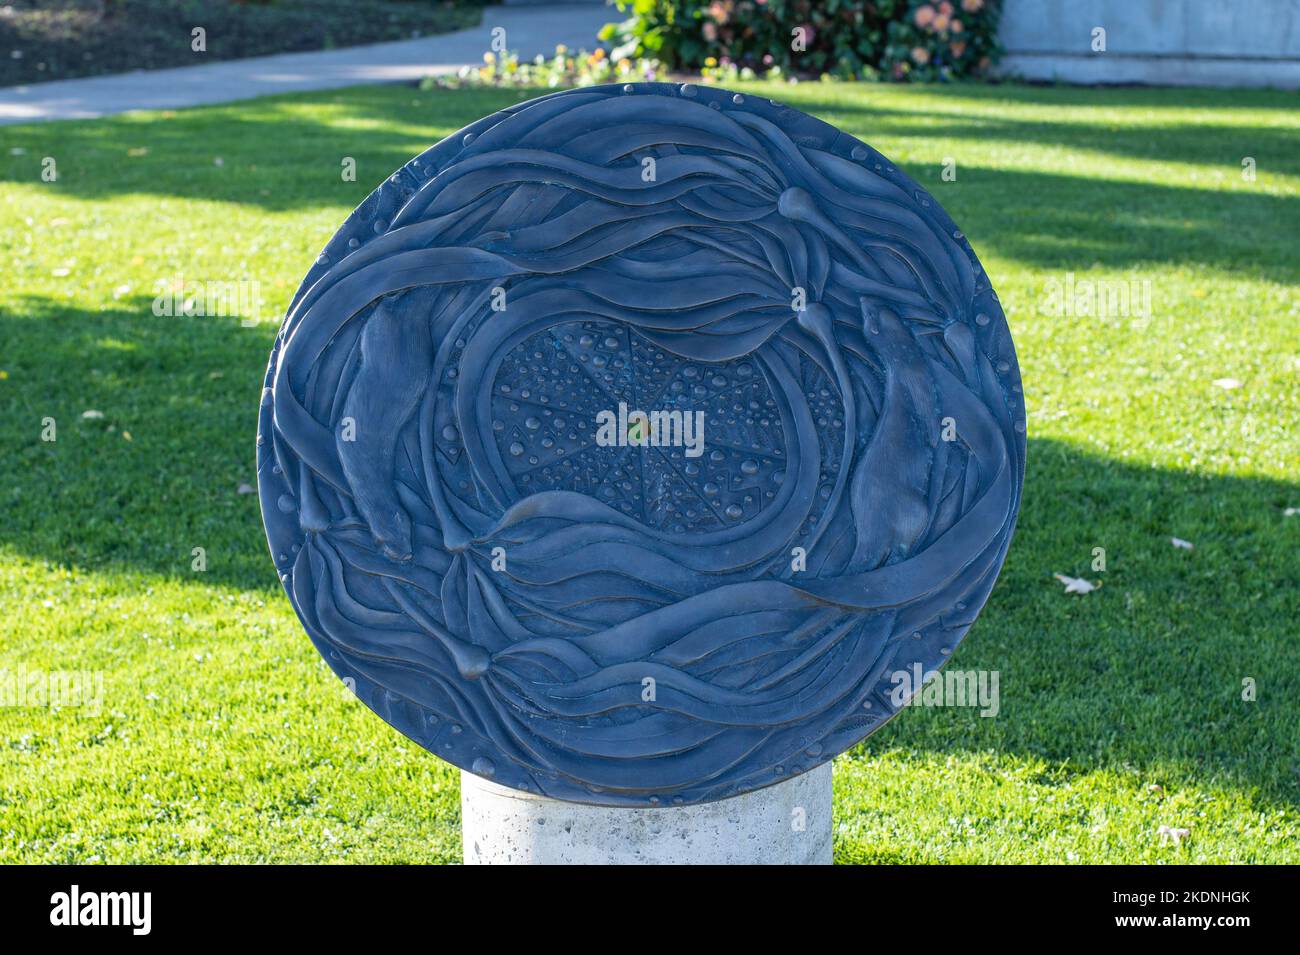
[951,19,964,33]
[933,13,950,31]
[911,46,931,65]
[939,1,954,14]
[962,0,984,12]
[950,40,967,58]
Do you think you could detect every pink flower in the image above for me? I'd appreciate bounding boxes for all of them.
[933,13,950,31]
[939,1,954,15]
[911,46,930,65]
[961,0,984,12]
[951,19,964,33]
[915,4,936,27]
[702,22,718,42]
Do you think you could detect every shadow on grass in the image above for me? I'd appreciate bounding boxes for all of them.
[1,84,1297,282]
[1,294,1296,811]
[0,86,530,213]
[796,91,1300,174]
[849,424,1299,814]
[934,166,1297,283]
[923,81,1300,116]
[0,295,276,591]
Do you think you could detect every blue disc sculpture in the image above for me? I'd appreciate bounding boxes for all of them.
[258,83,1025,806]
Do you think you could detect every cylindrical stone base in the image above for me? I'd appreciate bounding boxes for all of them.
[461,762,833,865]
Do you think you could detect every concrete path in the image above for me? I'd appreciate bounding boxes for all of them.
[0,3,612,125]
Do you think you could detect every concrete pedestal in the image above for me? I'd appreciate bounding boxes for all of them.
[461,763,833,865]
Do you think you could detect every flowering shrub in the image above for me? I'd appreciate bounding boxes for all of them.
[425,0,1001,91]
[882,0,1001,82]
[600,0,1002,82]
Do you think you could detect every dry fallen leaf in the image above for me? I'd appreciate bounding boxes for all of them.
[1156,825,1190,847]
[1170,537,1194,550]
[1053,573,1097,595]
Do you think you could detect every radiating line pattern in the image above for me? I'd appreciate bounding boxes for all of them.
[257,83,1025,806]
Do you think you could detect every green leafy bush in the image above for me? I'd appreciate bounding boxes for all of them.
[600,0,1002,82]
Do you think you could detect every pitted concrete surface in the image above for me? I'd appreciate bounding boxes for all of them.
[461,763,833,865]
[0,3,611,125]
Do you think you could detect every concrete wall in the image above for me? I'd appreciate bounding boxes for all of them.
[998,0,1300,88]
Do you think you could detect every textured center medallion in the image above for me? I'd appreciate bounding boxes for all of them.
[257,83,1025,806]
[493,320,803,533]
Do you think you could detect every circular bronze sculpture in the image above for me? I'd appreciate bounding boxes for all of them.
[258,83,1025,806]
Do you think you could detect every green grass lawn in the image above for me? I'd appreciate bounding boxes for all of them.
[0,81,1296,863]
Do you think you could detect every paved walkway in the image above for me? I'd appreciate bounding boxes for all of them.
[0,3,611,125]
